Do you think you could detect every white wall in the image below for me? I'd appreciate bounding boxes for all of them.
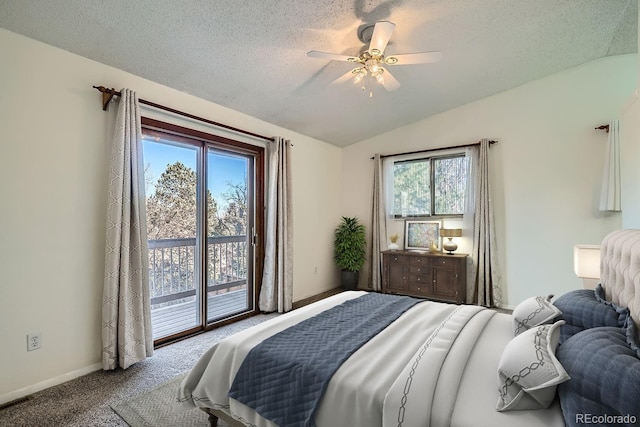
[342,55,638,307]
[621,91,640,228]
[0,29,342,403]
[620,4,640,228]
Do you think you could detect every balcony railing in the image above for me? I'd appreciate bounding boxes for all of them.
[147,235,250,339]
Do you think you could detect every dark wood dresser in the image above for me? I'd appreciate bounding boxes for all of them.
[381,250,468,304]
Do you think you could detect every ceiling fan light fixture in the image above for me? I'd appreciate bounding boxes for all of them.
[353,68,367,84]
[365,59,380,74]
[385,56,398,65]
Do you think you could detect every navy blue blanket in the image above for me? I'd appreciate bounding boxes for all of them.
[228,293,421,427]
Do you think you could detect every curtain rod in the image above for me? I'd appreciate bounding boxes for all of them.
[370,140,497,160]
[92,85,275,142]
[595,124,610,133]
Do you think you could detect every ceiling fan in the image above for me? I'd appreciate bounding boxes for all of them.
[307,21,442,95]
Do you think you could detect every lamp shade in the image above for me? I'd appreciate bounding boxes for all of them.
[440,228,462,238]
[573,245,600,279]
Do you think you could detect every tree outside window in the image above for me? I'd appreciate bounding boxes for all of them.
[392,154,467,217]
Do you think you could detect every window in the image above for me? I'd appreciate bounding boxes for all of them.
[390,154,467,217]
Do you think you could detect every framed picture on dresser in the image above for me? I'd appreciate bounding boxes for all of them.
[404,220,441,251]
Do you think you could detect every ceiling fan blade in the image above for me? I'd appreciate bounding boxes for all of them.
[379,68,400,91]
[307,51,358,62]
[385,51,443,65]
[368,21,395,55]
[330,68,361,86]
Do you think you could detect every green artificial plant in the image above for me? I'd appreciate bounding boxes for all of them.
[334,216,366,272]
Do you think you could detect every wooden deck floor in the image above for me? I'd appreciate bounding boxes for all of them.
[150,289,249,340]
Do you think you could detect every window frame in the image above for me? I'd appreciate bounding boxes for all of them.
[141,117,265,347]
[390,152,467,219]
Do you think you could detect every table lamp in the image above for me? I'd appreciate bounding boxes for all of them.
[573,244,600,289]
[440,228,462,254]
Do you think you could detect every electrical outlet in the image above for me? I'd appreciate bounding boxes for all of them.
[27,333,41,351]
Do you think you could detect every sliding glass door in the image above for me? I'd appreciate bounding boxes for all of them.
[143,138,202,340]
[205,148,254,323]
[141,118,263,344]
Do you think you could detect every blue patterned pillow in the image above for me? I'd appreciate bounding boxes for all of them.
[556,326,640,426]
[594,284,633,320]
[553,286,629,343]
[624,318,640,359]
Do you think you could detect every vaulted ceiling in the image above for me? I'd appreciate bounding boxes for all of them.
[1,0,637,146]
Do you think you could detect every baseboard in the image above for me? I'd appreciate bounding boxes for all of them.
[0,362,102,405]
[292,287,343,310]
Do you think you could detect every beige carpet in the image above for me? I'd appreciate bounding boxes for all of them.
[112,373,231,427]
[0,313,279,427]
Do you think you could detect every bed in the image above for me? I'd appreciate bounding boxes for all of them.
[178,229,640,427]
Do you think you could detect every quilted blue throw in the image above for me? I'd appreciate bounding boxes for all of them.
[227,292,421,427]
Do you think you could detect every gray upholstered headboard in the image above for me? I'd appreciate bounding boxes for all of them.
[600,229,640,330]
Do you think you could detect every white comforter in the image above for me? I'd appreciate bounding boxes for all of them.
[178,291,564,427]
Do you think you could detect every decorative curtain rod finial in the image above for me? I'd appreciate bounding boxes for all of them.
[595,124,610,133]
[93,85,118,111]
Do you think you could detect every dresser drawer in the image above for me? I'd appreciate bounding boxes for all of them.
[409,265,430,275]
[386,254,409,264]
[409,274,432,296]
[409,273,432,284]
[434,256,465,267]
[409,256,431,267]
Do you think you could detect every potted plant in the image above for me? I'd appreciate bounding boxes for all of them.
[334,216,366,290]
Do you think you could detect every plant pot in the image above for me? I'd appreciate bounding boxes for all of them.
[340,270,360,291]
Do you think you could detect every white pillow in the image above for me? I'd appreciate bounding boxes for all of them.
[512,295,561,336]
[496,320,569,412]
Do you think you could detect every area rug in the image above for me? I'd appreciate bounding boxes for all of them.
[111,373,230,427]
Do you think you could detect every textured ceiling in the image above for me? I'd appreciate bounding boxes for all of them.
[0,0,637,146]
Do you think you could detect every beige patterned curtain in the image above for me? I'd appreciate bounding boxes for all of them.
[465,139,502,307]
[259,137,293,313]
[102,88,153,370]
[369,153,387,291]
